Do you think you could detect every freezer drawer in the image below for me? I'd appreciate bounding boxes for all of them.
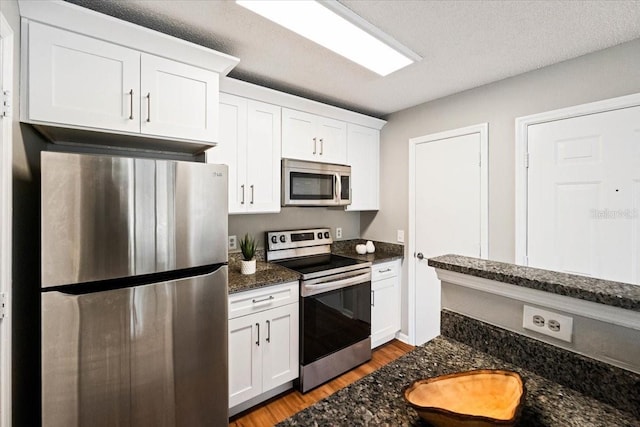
[41,267,228,427]
[41,151,228,288]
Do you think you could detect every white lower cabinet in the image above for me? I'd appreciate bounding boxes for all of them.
[228,282,299,411]
[371,260,401,348]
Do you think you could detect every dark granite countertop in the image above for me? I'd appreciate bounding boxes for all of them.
[228,258,300,294]
[428,254,640,312]
[227,239,403,295]
[278,336,640,426]
[332,239,404,264]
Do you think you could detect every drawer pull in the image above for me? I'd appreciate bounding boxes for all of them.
[252,295,275,304]
[378,268,392,273]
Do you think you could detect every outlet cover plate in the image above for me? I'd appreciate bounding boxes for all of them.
[523,305,573,342]
[336,227,342,239]
[397,229,404,243]
[228,235,237,251]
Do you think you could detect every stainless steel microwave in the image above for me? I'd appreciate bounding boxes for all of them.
[282,159,351,206]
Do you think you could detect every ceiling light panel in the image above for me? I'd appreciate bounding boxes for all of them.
[237,0,419,76]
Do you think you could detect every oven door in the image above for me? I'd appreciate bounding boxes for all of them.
[300,272,371,366]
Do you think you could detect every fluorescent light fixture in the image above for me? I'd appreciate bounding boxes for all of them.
[236,0,420,76]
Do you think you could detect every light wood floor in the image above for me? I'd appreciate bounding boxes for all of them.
[229,340,415,427]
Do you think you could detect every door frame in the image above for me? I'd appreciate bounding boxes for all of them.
[0,11,13,427]
[407,123,488,345]
[514,93,640,266]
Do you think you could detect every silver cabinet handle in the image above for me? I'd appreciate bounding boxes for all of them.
[128,89,134,120]
[146,92,151,122]
[313,137,317,155]
[371,290,375,307]
[416,253,424,260]
[320,138,324,155]
[266,320,271,343]
[241,184,245,205]
[250,185,255,204]
[378,268,392,273]
[256,323,260,346]
[252,295,274,304]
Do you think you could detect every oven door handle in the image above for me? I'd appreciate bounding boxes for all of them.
[302,271,371,297]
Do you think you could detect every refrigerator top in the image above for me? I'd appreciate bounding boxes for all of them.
[41,152,229,288]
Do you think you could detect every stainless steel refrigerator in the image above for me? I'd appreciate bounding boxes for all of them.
[40,152,229,426]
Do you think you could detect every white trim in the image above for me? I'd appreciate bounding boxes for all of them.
[514,92,640,265]
[407,123,489,345]
[435,269,640,331]
[395,332,411,345]
[220,78,386,130]
[17,0,239,75]
[0,11,12,427]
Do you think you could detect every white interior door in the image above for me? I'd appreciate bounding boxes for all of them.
[409,124,488,345]
[527,106,640,284]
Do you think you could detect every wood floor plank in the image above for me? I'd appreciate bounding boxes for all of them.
[229,340,414,426]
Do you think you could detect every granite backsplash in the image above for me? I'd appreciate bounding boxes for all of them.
[441,309,640,418]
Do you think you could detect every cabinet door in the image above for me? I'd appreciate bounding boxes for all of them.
[371,260,401,348]
[228,314,262,408]
[262,304,299,391]
[346,124,380,211]
[140,54,219,142]
[316,117,347,164]
[246,101,282,213]
[28,22,140,133]
[206,94,248,213]
[281,108,316,161]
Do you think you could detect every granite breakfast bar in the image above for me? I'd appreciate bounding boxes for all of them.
[278,318,640,426]
[278,255,640,426]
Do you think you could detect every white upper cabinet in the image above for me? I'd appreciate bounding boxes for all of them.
[140,54,219,142]
[206,93,281,214]
[282,108,347,164]
[245,101,281,213]
[26,22,220,145]
[19,1,239,153]
[27,22,141,134]
[346,124,380,211]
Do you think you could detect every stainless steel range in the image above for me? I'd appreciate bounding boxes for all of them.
[266,228,372,393]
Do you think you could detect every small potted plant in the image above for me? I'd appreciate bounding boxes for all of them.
[239,233,257,275]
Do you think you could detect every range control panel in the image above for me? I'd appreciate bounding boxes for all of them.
[266,228,332,252]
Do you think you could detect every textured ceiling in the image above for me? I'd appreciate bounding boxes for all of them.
[64,0,640,118]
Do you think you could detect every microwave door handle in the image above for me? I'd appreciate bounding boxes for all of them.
[335,173,341,202]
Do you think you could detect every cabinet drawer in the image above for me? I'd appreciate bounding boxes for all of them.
[371,260,399,281]
[229,281,298,319]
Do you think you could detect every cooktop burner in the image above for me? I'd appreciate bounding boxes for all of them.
[274,253,367,277]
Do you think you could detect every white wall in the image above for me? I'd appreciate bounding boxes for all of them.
[229,207,360,250]
[361,37,640,334]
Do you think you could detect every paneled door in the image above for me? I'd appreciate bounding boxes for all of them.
[527,106,640,284]
[27,21,140,133]
[140,53,219,142]
[409,124,488,345]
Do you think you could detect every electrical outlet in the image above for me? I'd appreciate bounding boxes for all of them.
[336,227,342,239]
[397,229,404,243]
[523,305,573,342]
[228,235,237,251]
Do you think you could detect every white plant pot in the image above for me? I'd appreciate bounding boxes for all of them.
[240,259,256,275]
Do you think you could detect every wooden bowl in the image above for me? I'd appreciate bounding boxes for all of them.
[403,370,525,427]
